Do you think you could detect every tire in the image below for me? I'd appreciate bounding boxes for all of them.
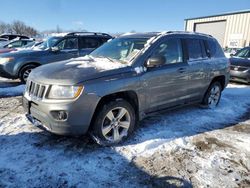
[19,64,38,83]
[92,99,136,146]
[202,81,222,108]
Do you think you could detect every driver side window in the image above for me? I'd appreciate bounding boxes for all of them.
[56,38,78,50]
[152,38,183,64]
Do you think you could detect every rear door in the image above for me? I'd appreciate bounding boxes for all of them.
[184,38,210,100]
[56,37,79,58]
[79,37,101,56]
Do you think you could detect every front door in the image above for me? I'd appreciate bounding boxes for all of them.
[141,37,191,112]
[46,37,79,63]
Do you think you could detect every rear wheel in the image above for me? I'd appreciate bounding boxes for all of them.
[202,81,222,108]
[92,99,136,145]
[19,64,38,83]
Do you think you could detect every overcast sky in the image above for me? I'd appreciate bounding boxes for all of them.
[0,0,249,32]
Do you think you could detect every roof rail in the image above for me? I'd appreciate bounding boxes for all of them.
[166,31,213,38]
[66,32,112,37]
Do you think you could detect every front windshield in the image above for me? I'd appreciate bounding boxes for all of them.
[234,48,249,58]
[38,37,61,50]
[23,41,35,48]
[90,37,148,64]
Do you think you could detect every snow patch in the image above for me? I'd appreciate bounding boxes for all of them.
[0,85,25,97]
[66,56,128,70]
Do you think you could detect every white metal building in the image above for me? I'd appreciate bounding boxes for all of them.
[185,10,250,48]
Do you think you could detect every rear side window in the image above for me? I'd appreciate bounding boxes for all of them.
[99,37,110,45]
[186,39,205,60]
[79,37,100,49]
[206,39,225,58]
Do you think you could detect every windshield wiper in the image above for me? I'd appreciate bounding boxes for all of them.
[96,55,116,63]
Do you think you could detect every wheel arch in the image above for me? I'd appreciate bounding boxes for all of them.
[210,75,226,90]
[89,90,139,129]
[18,62,41,77]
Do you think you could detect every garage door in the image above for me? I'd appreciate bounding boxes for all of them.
[194,20,226,47]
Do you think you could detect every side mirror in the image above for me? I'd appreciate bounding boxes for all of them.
[146,56,166,68]
[7,44,13,48]
[51,46,60,52]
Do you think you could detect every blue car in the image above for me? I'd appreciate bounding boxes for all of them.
[0,32,112,82]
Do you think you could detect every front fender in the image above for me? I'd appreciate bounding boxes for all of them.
[13,57,41,77]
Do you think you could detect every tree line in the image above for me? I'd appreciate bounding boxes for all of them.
[0,20,38,37]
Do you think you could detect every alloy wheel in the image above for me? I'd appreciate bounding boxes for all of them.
[208,85,221,108]
[101,107,131,142]
[23,69,32,82]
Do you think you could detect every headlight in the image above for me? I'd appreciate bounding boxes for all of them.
[0,57,14,64]
[48,85,83,99]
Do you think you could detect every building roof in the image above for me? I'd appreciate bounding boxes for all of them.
[185,9,250,21]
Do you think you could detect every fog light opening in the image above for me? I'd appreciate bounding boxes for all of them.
[51,111,68,121]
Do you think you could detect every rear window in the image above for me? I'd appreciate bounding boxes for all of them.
[206,39,225,58]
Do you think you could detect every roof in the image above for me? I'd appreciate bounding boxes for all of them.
[0,34,29,37]
[120,31,213,39]
[185,9,250,21]
[120,32,161,38]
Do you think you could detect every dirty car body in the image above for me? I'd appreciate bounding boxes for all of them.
[23,31,230,144]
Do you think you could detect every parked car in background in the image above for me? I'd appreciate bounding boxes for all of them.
[0,32,112,82]
[23,31,229,145]
[224,47,240,58]
[0,40,42,54]
[0,38,8,47]
[0,34,30,40]
[23,41,43,49]
[0,38,8,44]
[230,46,250,84]
[0,38,35,53]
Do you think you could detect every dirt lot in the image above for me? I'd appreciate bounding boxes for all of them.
[0,81,250,187]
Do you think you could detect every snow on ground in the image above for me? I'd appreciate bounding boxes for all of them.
[0,85,25,97]
[0,77,24,97]
[0,82,250,187]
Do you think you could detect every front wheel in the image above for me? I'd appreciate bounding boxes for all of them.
[202,81,222,108]
[92,99,136,145]
[19,64,38,83]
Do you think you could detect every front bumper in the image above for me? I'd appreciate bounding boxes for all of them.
[23,92,100,135]
[230,70,250,83]
[0,65,16,79]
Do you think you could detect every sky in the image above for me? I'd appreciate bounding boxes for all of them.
[0,0,249,33]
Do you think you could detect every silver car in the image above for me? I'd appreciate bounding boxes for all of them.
[23,31,230,145]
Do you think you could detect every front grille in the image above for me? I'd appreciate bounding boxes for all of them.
[26,81,47,100]
[230,65,249,72]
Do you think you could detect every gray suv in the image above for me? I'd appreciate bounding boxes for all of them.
[23,31,229,145]
[0,32,112,82]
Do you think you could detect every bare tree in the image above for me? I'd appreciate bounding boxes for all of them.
[0,21,12,34]
[12,20,27,35]
[0,20,38,37]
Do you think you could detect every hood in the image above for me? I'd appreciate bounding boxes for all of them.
[0,48,16,54]
[0,48,46,57]
[230,57,250,68]
[29,56,133,85]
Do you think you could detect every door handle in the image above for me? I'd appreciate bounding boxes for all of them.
[178,68,187,73]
